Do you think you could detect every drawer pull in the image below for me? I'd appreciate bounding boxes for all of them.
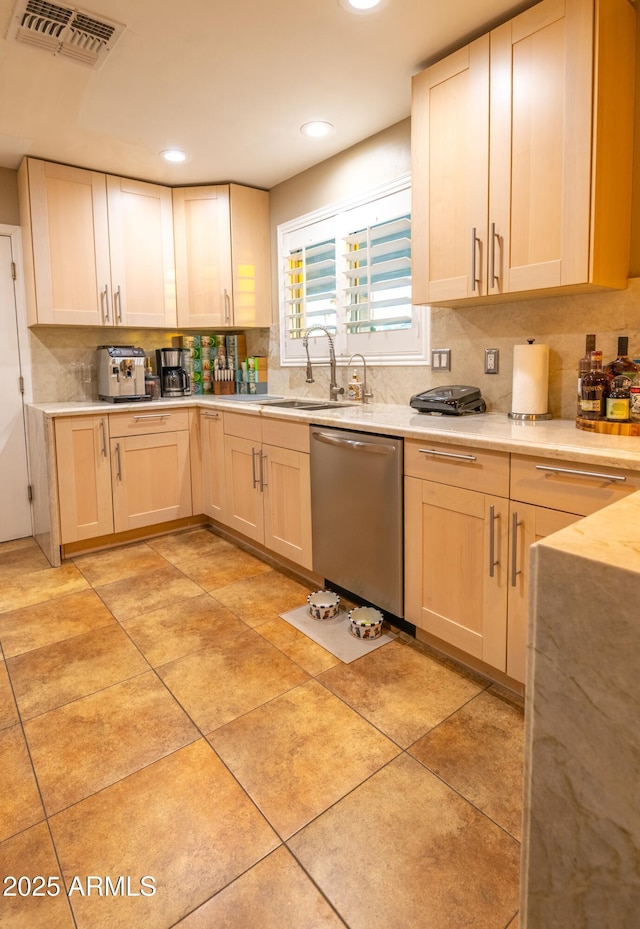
[535,464,626,483]
[204,412,220,420]
[489,504,500,578]
[132,414,171,421]
[418,448,477,462]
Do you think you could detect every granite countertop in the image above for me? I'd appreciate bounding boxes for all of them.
[28,395,640,472]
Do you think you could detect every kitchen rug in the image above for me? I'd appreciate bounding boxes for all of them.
[279,606,395,663]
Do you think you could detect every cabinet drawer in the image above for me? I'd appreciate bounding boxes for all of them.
[262,417,310,453]
[223,410,262,442]
[109,408,189,437]
[405,438,509,496]
[510,454,640,516]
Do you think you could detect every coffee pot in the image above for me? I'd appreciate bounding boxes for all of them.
[156,348,191,397]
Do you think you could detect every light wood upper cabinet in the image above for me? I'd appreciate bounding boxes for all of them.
[411,0,636,306]
[106,175,177,328]
[173,183,271,328]
[18,157,177,327]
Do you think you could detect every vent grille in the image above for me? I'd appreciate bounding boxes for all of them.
[8,0,125,67]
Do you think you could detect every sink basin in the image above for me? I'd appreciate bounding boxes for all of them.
[264,399,356,410]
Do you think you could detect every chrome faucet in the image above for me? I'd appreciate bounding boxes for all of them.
[347,353,373,404]
[302,326,345,401]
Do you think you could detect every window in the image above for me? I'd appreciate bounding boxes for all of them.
[278,175,429,366]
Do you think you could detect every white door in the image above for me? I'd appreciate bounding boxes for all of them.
[0,233,32,541]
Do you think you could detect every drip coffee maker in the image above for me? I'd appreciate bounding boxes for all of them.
[156,348,191,397]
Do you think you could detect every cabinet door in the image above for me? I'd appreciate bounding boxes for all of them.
[490,0,589,294]
[111,431,191,532]
[173,185,232,328]
[262,444,312,570]
[411,37,489,303]
[20,159,111,325]
[223,434,264,543]
[405,476,508,671]
[506,503,581,684]
[229,184,272,327]
[55,416,113,542]
[200,410,226,521]
[106,176,177,328]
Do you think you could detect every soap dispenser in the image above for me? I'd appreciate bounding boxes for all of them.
[348,370,363,402]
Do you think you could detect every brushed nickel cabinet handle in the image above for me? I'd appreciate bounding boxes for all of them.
[511,510,522,588]
[535,464,626,483]
[115,442,122,481]
[259,452,267,492]
[224,288,231,325]
[489,504,499,578]
[99,418,107,458]
[115,284,122,323]
[418,448,477,462]
[490,222,500,289]
[133,413,170,421]
[101,284,110,323]
[471,227,481,293]
[251,446,259,489]
[203,411,220,420]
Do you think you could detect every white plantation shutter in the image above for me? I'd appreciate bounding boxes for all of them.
[279,176,429,365]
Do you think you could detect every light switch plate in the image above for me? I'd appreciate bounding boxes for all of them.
[431,349,451,371]
[484,348,499,374]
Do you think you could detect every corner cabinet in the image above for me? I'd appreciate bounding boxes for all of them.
[411,0,636,306]
[172,184,272,328]
[18,158,177,327]
[220,412,312,570]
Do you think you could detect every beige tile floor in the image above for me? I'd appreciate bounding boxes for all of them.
[0,529,524,929]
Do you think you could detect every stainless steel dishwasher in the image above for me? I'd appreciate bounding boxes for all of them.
[310,426,403,617]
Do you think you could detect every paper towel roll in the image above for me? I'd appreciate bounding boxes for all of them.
[511,342,549,415]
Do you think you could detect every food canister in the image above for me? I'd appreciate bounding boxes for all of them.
[307,590,340,621]
[348,606,384,639]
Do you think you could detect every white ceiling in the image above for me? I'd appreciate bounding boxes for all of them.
[0,0,535,190]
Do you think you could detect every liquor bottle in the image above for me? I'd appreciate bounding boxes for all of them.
[604,336,638,387]
[630,369,640,423]
[606,376,630,423]
[580,350,609,420]
[577,334,596,416]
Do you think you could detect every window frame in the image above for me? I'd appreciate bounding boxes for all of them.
[277,174,430,367]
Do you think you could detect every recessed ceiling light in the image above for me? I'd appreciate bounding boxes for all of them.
[161,149,187,163]
[300,121,335,139]
[338,0,385,13]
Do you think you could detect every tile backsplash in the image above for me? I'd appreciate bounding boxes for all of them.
[28,277,640,422]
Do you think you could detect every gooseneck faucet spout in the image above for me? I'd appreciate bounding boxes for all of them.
[302,326,345,401]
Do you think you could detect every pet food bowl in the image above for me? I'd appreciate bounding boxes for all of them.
[307,590,340,621]
[348,606,384,639]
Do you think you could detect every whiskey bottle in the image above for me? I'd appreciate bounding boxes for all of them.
[604,336,638,387]
[606,376,630,423]
[580,351,608,420]
[577,334,596,416]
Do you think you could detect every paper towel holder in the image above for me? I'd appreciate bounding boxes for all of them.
[508,338,553,422]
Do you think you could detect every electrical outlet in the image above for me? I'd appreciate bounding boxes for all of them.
[431,349,451,371]
[484,348,499,374]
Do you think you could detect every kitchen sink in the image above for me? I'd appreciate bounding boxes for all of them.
[264,399,357,410]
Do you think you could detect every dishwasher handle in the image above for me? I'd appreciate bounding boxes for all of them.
[311,430,398,455]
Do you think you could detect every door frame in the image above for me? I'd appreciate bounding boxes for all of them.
[1,223,34,538]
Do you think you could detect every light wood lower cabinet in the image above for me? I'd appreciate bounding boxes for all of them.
[110,431,192,532]
[405,476,509,671]
[55,415,114,543]
[200,409,226,521]
[221,413,312,570]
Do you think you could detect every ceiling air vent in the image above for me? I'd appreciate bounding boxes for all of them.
[8,0,125,68]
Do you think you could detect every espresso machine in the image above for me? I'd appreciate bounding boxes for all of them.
[156,348,191,397]
[97,346,147,402]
